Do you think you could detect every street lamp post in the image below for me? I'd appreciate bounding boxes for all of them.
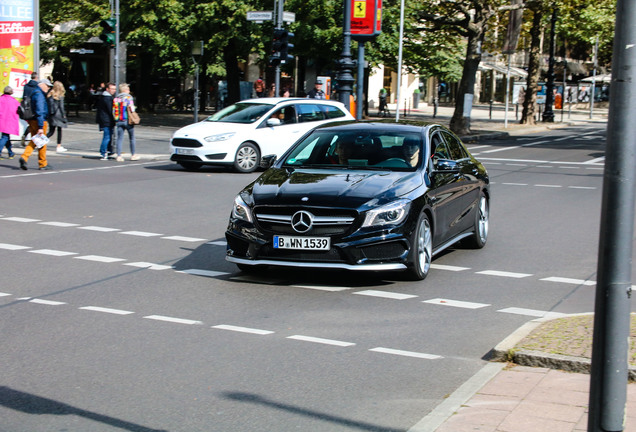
[337,0,355,110]
[542,8,557,122]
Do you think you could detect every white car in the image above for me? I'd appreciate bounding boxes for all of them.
[169,98,355,172]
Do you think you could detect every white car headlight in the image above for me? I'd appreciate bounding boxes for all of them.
[204,132,236,143]
[231,195,253,223]
[362,199,411,227]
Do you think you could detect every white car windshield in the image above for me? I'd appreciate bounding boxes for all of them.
[206,103,274,124]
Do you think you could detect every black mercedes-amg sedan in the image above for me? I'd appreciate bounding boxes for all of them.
[225,121,489,280]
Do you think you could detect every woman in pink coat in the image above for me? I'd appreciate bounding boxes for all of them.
[0,86,20,159]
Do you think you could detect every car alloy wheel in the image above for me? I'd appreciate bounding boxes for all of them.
[408,213,432,280]
[234,143,260,173]
[466,192,489,249]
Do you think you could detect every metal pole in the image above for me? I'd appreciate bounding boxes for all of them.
[194,62,199,122]
[33,0,39,74]
[274,0,284,97]
[356,42,365,120]
[113,0,120,150]
[394,0,405,122]
[590,36,598,119]
[588,0,636,430]
[561,60,565,122]
[337,0,354,110]
[542,8,556,122]
[504,55,510,128]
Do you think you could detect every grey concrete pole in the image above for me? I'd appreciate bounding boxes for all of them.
[588,0,636,430]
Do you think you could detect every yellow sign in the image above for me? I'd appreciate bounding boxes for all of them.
[353,1,366,18]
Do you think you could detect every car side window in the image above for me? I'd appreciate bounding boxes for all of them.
[441,131,468,160]
[297,104,327,123]
[321,105,347,119]
[431,133,450,160]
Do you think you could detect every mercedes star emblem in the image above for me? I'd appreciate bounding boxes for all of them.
[291,211,313,233]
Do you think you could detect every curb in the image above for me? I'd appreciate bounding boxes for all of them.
[488,313,636,382]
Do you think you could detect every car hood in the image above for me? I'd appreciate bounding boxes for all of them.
[172,121,253,139]
[249,168,423,209]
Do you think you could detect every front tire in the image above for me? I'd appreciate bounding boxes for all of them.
[406,213,433,281]
[465,193,489,249]
[234,143,260,173]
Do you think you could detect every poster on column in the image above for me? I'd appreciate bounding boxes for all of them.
[0,0,35,100]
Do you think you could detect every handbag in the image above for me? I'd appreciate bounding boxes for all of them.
[127,105,140,125]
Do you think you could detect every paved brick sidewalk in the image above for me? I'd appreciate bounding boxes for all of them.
[434,365,636,432]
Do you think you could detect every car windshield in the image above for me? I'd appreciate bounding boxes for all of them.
[205,103,274,124]
[282,129,423,171]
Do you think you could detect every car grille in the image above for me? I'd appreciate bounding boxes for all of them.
[257,246,346,263]
[254,207,357,236]
[172,138,202,148]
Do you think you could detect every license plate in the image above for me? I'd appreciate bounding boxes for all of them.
[175,148,195,155]
[273,235,330,250]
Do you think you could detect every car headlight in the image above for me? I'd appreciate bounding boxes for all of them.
[204,132,236,143]
[231,195,253,223]
[362,199,411,227]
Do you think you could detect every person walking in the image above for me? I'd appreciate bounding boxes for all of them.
[0,86,20,159]
[19,78,52,170]
[47,81,68,153]
[306,80,326,99]
[96,82,116,160]
[112,83,139,161]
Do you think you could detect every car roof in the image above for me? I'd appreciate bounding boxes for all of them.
[239,97,347,107]
[311,120,440,134]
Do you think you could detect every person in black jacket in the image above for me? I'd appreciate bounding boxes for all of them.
[19,78,52,170]
[23,72,38,99]
[96,82,116,160]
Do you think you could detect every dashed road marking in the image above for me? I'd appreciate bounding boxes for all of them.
[430,264,470,272]
[293,285,351,292]
[79,306,135,315]
[497,307,567,318]
[535,184,562,188]
[0,243,31,250]
[287,335,356,347]
[29,299,67,306]
[143,315,203,325]
[28,249,78,257]
[162,236,207,242]
[0,292,11,297]
[206,241,227,246]
[212,325,274,335]
[38,221,80,227]
[369,347,442,360]
[540,276,596,286]
[78,226,121,232]
[74,255,126,263]
[125,262,173,270]
[476,270,532,279]
[119,231,163,237]
[1,217,41,223]
[423,298,490,309]
[178,269,230,278]
[353,290,418,300]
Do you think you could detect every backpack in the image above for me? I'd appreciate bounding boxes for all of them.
[19,96,35,120]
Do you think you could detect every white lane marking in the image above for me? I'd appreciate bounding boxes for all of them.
[497,307,567,318]
[119,231,163,237]
[369,347,442,360]
[177,269,229,278]
[79,306,134,315]
[29,299,66,306]
[78,226,121,232]
[292,285,351,292]
[74,255,126,263]
[0,292,11,297]
[206,241,227,246]
[287,335,355,347]
[430,264,470,272]
[1,217,41,223]
[353,290,418,300]
[480,157,603,166]
[28,249,78,257]
[423,298,490,309]
[162,236,207,242]
[125,262,173,270]
[38,221,81,227]
[477,270,532,279]
[0,243,31,250]
[535,184,562,188]
[143,315,203,325]
[212,325,274,335]
[540,276,596,286]
[502,183,528,186]
[584,156,606,164]
[479,140,550,154]
[569,186,596,190]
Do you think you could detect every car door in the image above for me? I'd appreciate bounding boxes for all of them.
[426,129,471,244]
[440,129,481,234]
[254,104,306,157]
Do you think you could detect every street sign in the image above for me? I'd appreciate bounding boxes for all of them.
[283,11,296,23]
[247,11,273,22]
[350,0,382,40]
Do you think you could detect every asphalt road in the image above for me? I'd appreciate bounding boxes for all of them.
[1,121,632,431]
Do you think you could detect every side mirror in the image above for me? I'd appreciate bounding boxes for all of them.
[434,159,460,173]
[266,118,282,127]
[260,154,277,169]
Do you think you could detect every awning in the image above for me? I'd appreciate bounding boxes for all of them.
[580,74,612,83]
[479,63,527,78]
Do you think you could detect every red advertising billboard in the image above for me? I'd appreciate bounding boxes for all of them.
[0,0,35,99]
[351,0,382,40]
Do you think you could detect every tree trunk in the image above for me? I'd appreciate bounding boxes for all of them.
[449,32,483,135]
[224,38,241,105]
[520,8,543,125]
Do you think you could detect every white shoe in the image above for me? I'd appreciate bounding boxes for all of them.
[130,155,140,161]
[100,156,109,161]
[116,156,124,162]
[56,146,68,153]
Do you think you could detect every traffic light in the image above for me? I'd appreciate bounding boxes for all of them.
[269,29,294,66]
[99,18,116,47]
